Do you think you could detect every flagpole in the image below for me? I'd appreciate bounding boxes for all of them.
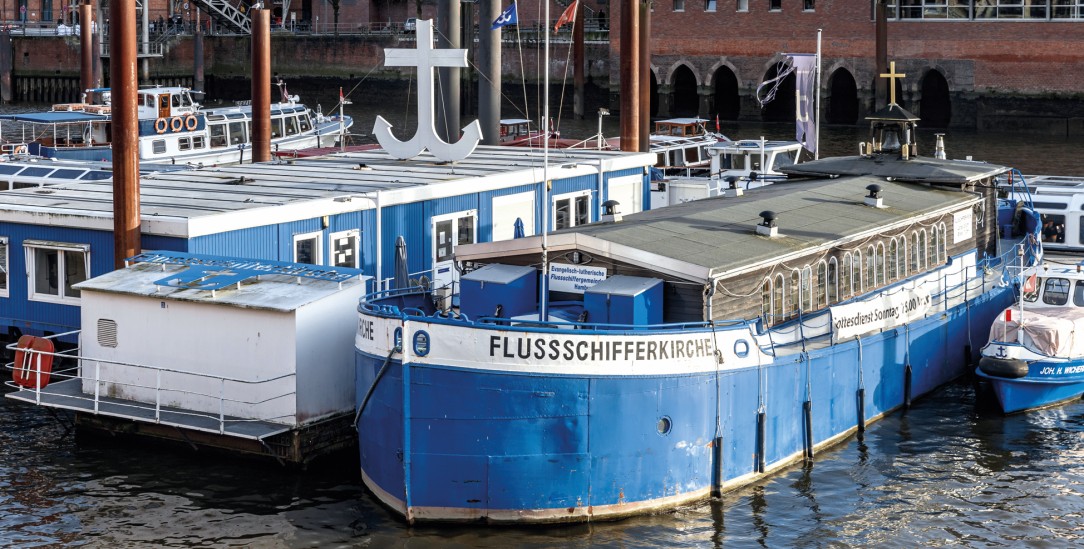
[815,28,822,160]
[541,0,551,321]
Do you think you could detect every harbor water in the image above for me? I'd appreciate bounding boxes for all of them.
[3,97,1084,546]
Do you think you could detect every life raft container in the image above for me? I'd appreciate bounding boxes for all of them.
[978,356,1029,379]
[11,335,54,389]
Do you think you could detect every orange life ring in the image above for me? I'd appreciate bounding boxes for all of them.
[184,114,198,131]
[170,116,184,132]
[154,117,168,134]
[12,335,54,389]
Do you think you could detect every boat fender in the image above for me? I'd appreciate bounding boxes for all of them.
[12,335,55,389]
[170,116,184,132]
[184,114,198,131]
[154,118,168,134]
[978,356,1029,378]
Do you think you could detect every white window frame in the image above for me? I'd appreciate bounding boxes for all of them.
[551,190,592,231]
[24,240,90,305]
[493,192,536,241]
[293,230,323,265]
[329,229,360,269]
[0,236,8,298]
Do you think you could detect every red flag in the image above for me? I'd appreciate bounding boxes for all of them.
[1023,273,1037,294]
[339,87,344,102]
[554,0,578,32]
[1005,309,1012,322]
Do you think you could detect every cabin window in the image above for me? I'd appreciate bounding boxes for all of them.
[209,124,227,148]
[299,115,313,132]
[801,266,813,312]
[0,237,7,298]
[865,246,875,291]
[1041,213,1066,244]
[1042,278,1070,306]
[229,122,247,145]
[1074,281,1084,307]
[840,253,852,299]
[271,118,284,139]
[330,229,360,269]
[152,140,166,154]
[910,231,920,273]
[25,241,89,304]
[853,249,863,294]
[773,273,785,324]
[927,228,938,267]
[192,135,205,149]
[888,238,899,281]
[936,222,947,263]
[285,116,300,136]
[178,137,192,151]
[762,279,772,319]
[553,192,591,230]
[827,257,838,303]
[875,242,886,286]
[816,260,828,308]
[898,237,908,277]
[673,0,685,12]
[918,230,928,271]
[791,270,800,318]
[706,0,717,11]
[293,231,323,265]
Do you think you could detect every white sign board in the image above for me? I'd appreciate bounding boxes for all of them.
[548,263,606,293]
[953,209,973,244]
[830,287,931,340]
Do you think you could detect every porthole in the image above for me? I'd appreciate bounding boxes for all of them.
[656,416,672,436]
[413,330,430,356]
[734,339,750,358]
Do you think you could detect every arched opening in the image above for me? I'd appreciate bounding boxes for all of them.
[671,65,699,118]
[760,64,795,123]
[650,70,659,118]
[826,68,859,125]
[712,66,740,121]
[920,69,951,128]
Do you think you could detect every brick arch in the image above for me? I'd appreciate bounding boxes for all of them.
[669,63,700,117]
[759,56,796,122]
[710,64,741,121]
[826,66,859,125]
[918,67,952,128]
[706,59,743,90]
[663,60,702,88]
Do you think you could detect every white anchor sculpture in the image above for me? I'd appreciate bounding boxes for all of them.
[373,19,483,162]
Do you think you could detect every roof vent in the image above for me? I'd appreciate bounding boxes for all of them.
[601,200,622,223]
[756,210,778,237]
[720,175,743,197]
[864,184,885,208]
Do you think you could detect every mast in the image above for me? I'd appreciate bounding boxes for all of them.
[815,29,822,160]
[541,0,551,320]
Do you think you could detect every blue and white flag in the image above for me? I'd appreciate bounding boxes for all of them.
[492,2,518,30]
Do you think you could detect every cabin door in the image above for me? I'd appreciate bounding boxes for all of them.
[431,210,477,291]
[157,94,170,119]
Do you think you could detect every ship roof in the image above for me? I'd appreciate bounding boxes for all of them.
[0,111,109,123]
[456,175,985,282]
[0,145,654,238]
[781,154,1007,184]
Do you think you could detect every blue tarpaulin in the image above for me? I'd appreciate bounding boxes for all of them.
[0,112,108,123]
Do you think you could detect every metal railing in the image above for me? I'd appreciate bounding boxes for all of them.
[5,331,298,435]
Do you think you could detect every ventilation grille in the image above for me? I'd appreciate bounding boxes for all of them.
[97,318,118,348]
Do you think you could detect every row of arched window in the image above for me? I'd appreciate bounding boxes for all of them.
[762,223,951,324]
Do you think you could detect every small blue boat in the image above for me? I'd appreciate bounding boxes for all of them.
[977,261,1084,413]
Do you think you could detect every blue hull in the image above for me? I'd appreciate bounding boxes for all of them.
[354,285,1013,523]
[977,369,1084,414]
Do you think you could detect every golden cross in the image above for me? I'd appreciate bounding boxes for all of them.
[879,61,906,105]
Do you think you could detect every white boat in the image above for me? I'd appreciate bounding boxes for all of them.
[997,173,1084,252]
[978,258,1084,413]
[651,137,803,207]
[0,86,352,166]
